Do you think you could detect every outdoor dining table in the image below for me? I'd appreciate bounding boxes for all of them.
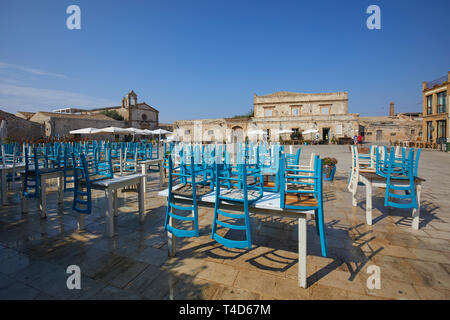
[352,172,425,230]
[20,168,65,218]
[138,158,164,192]
[158,186,316,288]
[1,163,25,205]
[78,173,146,237]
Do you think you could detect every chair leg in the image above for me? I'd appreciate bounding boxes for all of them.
[317,207,327,257]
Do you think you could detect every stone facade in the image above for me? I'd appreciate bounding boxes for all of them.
[90,90,159,129]
[174,91,358,143]
[28,112,123,138]
[0,110,44,141]
[358,114,423,144]
[422,72,449,143]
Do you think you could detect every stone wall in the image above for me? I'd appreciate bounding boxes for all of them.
[0,110,44,141]
[254,91,348,118]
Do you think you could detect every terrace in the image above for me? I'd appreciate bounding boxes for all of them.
[0,144,449,300]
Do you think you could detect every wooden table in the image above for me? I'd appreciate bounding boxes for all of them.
[1,163,25,205]
[20,169,64,218]
[158,186,315,288]
[138,158,164,192]
[78,173,146,238]
[353,172,425,230]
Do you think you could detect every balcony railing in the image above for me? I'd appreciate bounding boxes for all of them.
[426,75,448,89]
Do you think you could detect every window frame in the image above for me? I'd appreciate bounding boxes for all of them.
[437,91,447,113]
[426,95,433,115]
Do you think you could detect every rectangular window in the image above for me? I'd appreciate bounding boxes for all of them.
[208,130,214,135]
[292,128,299,134]
[426,95,433,114]
[426,121,433,142]
[185,130,190,135]
[437,120,447,139]
[292,108,299,116]
[437,92,447,113]
[321,107,329,115]
[264,108,273,117]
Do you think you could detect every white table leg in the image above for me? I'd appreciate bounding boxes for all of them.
[159,160,164,189]
[40,177,47,218]
[20,174,27,213]
[138,177,145,222]
[58,174,63,204]
[351,183,357,207]
[298,216,307,288]
[412,183,421,230]
[366,181,373,225]
[113,190,118,217]
[105,188,114,237]
[168,216,176,257]
[78,214,85,231]
[1,169,7,205]
[141,163,147,193]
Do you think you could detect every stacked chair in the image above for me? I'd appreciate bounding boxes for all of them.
[211,154,263,249]
[164,147,214,238]
[279,152,327,257]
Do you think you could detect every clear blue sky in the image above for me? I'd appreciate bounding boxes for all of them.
[0,0,449,122]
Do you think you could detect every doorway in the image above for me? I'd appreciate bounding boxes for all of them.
[322,128,330,143]
[376,130,382,141]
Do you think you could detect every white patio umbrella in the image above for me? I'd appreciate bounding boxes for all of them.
[123,128,146,135]
[302,129,319,141]
[248,129,267,142]
[69,127,99,134]
[0,120,7,143]
[276,129,294,135]
[91,127,130,135]
[151,129,173,142]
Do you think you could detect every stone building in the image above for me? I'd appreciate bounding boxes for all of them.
[28,112,123,138]
[358,111,423,144]
[173,91,359,143]
[0,110,44,141]
[90,90,159,129]
[422,72,449,143]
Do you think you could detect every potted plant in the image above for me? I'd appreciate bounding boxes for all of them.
[322,157,337,181]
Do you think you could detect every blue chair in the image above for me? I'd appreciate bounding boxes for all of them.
[279,153,327,257]
[22,146,40,199]
[72,148,113,214]
[384,147,418,209]
[72,152,93,214]
[210,160,263,249]
[164,153,212,238]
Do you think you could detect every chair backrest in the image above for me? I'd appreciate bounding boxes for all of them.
[280,153,322,210]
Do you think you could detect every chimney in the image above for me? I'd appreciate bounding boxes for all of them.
[389,102,395,117]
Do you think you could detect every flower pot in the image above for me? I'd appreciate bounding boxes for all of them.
[323,164,336,181]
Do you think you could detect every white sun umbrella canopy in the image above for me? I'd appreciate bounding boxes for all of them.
[302,129,319,135]
[276,129,294,134]
[69,127,99,134]
[123,128,147,135]
[151,128,173,142]
[91,127,130,135]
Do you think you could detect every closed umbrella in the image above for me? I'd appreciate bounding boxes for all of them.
[0,120,7,143]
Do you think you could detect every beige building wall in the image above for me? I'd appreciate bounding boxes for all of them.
[254,91,348,118]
